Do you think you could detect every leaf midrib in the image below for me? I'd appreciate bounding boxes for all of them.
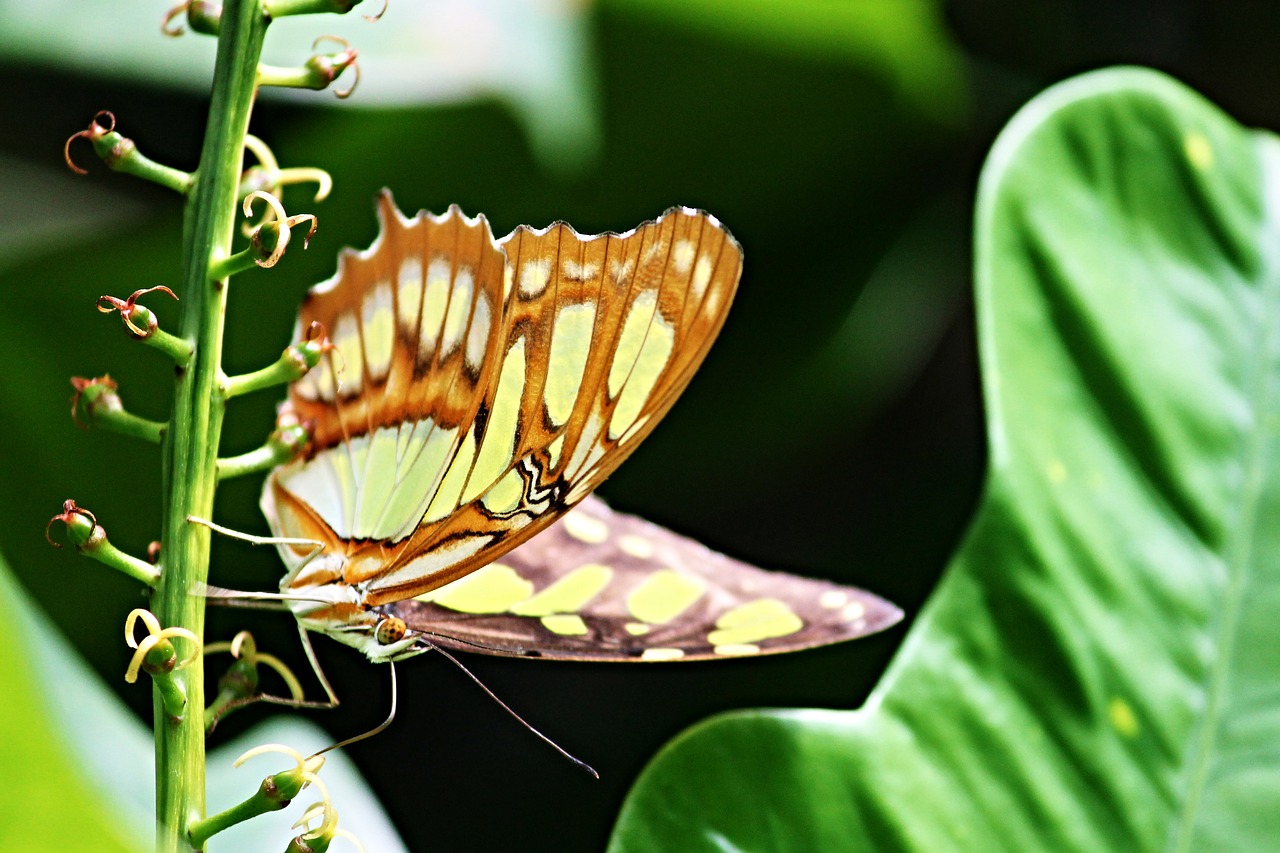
[1167,132,1280,853]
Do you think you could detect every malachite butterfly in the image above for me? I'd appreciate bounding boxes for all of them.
[262,191,901,664]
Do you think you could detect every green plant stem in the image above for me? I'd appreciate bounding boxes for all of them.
[145,327,195,365]
[88,406,167,444]
[187,770,305,849]
[152,0,269,849]
[224,349,310,398]
[84,537,161,587]
[217,441,296,480]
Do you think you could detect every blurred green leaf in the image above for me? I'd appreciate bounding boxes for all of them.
[0,549,408,850]
[602,0,968,121]
[0,0,598,170]
[609,67,1280,851]
[0,551,145,852]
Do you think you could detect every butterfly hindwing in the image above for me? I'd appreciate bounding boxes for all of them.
[267,193,745,605]
[388,495,902,662]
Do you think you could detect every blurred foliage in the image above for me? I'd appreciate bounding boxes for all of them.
[0,549,411,849]
[1,1,1277,851]
[612,66,1280,851]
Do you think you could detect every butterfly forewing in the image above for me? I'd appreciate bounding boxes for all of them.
[266,194,744,605]
[389,495,902,661]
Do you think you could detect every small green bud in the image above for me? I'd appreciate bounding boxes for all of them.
[45,500,102,551]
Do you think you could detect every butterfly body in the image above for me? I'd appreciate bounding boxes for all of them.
[263,192,900,664]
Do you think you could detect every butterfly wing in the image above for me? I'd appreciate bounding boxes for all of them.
[265,192,744,604]
[388,495,903,661]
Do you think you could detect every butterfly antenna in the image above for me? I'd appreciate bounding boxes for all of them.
[311,661,398,758]
[427,642,600,779]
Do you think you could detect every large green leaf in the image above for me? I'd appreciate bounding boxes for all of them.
[609,67,1280,851]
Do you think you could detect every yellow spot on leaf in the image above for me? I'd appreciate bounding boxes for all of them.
[627,569,704,624]
[708,598,803,646]
[1047,459,1068,484]
[563,510,609,544]
[1184,132,1213,171]
[511,563,613,616]
[541,614,589,636]
[641,647,684,662]
[1109,697,1139,738]
[416,563,533,614]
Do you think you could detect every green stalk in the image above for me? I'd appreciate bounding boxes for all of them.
[152,1,269,849]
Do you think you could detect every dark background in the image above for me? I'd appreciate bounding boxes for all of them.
[2,1,1278,850]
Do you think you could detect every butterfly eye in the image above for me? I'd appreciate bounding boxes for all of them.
[374,616,407,645]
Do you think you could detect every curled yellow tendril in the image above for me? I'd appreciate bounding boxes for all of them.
[243,191,318,268]
[124,608,199,683]
[205,630,305,702]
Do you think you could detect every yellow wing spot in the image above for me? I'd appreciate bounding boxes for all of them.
[562,258,600,281]
[1047,459,1068,484]
[540,614,589,636]
[1108,697,1139,738]
[691,255,713,299]
[841,600,866,622]
[625,622,650,636]
[619,534,654,559]
[563,510,609,544]
[462,337,526,503]
[440,267,475,357]
[510,563,613,617]
[465,294,492,372]
[331,312,364,393]
[608,290,658,399]
[546,433,565,469]
[480,468,524,515]
[713,643,761,657]
[379,420,458,540]
[641,647,684,662]
[609,297,674,439]
[423,426,477,521]
[708,598,803,647]
[353,427,399,536]
[627,569,705,624]
[415,563,533,614]
[819,590,849,609]
[672,239,695,274]
[419,258,452,359]
[519,258,552,297]
[361,282,395,382]
[1184,132,1213,171]
[397,257,423,330]
[544,302,595,426]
